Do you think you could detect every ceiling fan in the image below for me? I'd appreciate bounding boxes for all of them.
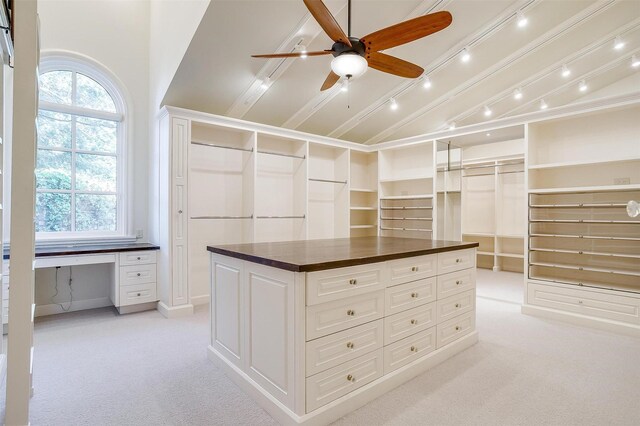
[252,0,452,91]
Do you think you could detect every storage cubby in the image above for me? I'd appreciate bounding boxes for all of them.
[350,151,378,237]
[379,196,433,239]
[255,133,307,242]
[378,142,433,182]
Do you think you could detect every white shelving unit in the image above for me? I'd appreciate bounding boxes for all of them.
[349,151,378,237]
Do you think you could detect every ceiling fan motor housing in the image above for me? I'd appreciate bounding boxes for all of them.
[331,37,366,58]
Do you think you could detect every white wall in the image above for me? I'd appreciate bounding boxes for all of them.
[463,139,525,161]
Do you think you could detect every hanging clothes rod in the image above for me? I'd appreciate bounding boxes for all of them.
[309,178,347,184]
[497,170,525,175]
[256,215,306,219]
[257,150,306,160]
[381,217,433,221]
[462,173,494,177]
[191,141,253,153]
[190,215,254,220]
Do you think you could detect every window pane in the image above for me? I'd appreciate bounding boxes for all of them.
[75,194,117,232]
[39,71,73,105]
[37,110,72,149]
[76,73,116,112]
[76,116,117,153]
[36,150,72,190]
[76,154,117,192]
[36,193,71,232]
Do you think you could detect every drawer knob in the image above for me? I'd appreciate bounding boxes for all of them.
[346,342,354,349]
[346,374,355,382]
[410,346,417,352]
[411,292,418,298]
[455,258,461,263]
[455,303,460,308]
[411,266,418,272]
[137,293,141,297]
[137,257,141,260]
[410,319,417,325]
[455,326,460,331]
[578,300,583,304]
[137,273,141,277]
[456,280,461,285]
[347,309,355,316]
[349,278,357,285]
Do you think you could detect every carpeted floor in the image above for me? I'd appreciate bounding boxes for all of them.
[1,271,639,425]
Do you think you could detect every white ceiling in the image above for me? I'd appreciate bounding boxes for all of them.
[162,0,640,144]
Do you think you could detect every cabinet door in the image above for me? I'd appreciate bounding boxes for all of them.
[211,255,243,367]
[172,117,189,306]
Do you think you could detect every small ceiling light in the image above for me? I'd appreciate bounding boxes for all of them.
[422,76,432,89]
[331,53,368,78]
[460,48,471,63]
[513,88,523,100]
[632,55,640,68]
[448,121,456,130]
[340,79,349,92]
[539,99,548,110]
[614,36,625,50]
[299,45,308,59]
[486,133,491,137]
[561,64,571,78]
[483,105,493,117]
[516,10,528,28]
[389,98,398,110]
[260,77,271,90]
[579,80,588,92]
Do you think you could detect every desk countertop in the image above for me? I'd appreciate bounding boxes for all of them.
[207,237,479,272]
[3,242,160,260]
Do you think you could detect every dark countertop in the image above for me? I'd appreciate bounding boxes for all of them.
[207,237,479,272]
[3,242,160,260]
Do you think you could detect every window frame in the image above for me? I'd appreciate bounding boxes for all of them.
[36,53,131,243]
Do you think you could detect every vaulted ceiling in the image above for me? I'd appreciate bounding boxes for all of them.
[163,0,640,144]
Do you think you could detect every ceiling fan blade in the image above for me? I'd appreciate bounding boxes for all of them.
[367,52,424,78]
[252,51,333,58]
[321,71,340,91]
[303,0,352,47]
[361,11,452,52]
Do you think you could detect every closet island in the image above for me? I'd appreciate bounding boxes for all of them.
[207,236,478,425]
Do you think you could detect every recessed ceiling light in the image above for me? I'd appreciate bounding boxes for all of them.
[632,55,640,68]
[579,80,588,92]
[460,48,471,63]
[260,77,271,90]
[422,76,432,89]
[516,11,528,28]
[486,132,491,137]
[540,99,548,110]
[483,105,492,117]
[513,88,523,100]
[389,98,398,110]
[448,122,456,130]
[614,36,625,50]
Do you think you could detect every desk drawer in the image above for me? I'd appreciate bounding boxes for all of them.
[383,327,436,374]
[437,268,476,299]
[119,282,157,306]
[437,249,475,275]
[306,348,383,412]
[437,290,475,323]
[119,251,157,266]
[306,263,385,306]
[306,290,384,341]
[120,264,157,286]
[385,277,436,316]
[436,311,475,349]
[384,302,436,345]
[306,319,383,377]
[388,254,437,287]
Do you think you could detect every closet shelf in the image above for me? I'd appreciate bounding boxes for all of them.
[350,207,377,211]
[528,184,640,194]
[350,225,375,229]
[529,233,640,241]
[350,188,377,193]
[530,261,640,277]
[380,227,432,232]
[462,232,494,237]
[528,156,639,170]
[530,203,629,208]
[529,247,640,260]
[530,219,639,224]
[380,206,432,210]
[496,234,524,239]
[529,275,640,295]
[379,176,432,183]
[380,195,433,200]
[381,217,433,221]
[496,252,524,259]
[476,251,494,256]
[191,215,253,220]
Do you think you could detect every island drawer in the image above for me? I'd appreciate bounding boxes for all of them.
[437,249,476,275]
[119,282,157,307]
[306,290,385,340]
[437,268,476,299]
[383,302,436,345]
[385,277,436,316]
[436,290,475,323]
[387,254,437,287]
[306,319,383,377]
[119,250,157,266]
[306,263,386,306]
[119,263,157,286]
[383,327,436,374]
[436,311,475,348]
[306,348,383,412]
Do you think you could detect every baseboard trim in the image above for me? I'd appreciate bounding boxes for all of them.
[157,301,194,318]
[34,297,112,317]
[208,331,478,425]
[117,301,158,315]
[190,294,209,306]
[522,304,640,337]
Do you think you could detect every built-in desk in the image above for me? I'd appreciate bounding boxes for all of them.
[2,243,160,328]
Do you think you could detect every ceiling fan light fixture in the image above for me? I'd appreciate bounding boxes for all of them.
[513,88,523,100]
[516,11,528,28]
[631,55,640,68]
[614,36,625,50]
[561,64,571,78]
[422,76,432,89]
[331,54,368,78]
[460,48,471,63]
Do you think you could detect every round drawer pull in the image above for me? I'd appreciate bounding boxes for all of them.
[137,273,141,277]
[455,303,460,308]
[455,326,460,331]
[411,292,418,298]
[137,293,141,297]
[455,258,461,263]
[347,309,355,316]
[456,280,461,285]
[346,374,355,382]
[346,342,354,349]
[349,278,357,285]
[410,346,417,352]
[178,210,183,214]
[137,257,141,260]
[578,300,583,304]
[410,319,417,325]
[411,266,418,272]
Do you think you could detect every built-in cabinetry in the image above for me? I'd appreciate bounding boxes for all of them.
[523,105,640,334]
[349,151,378,237]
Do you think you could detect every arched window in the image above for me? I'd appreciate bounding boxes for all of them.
[36,55,127,239]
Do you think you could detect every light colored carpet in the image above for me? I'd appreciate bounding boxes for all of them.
[1,271,639,425]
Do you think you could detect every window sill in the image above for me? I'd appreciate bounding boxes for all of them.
[34,235,139,248]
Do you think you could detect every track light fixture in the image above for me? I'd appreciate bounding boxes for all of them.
[539,99,548,110]
[513,88,523,100]
[516,10,528,28]
[389,98,398,110]
[448,121,456,130]
[260,77,271,90]
[579,80,588,92]
[632,55,640,68]
[483,105,492,117]
[422,76,432,89]
[460,48,471,63]
[614,36,625,50]
[561,64,571,78]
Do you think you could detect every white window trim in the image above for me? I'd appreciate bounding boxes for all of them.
[34,52,134,244]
